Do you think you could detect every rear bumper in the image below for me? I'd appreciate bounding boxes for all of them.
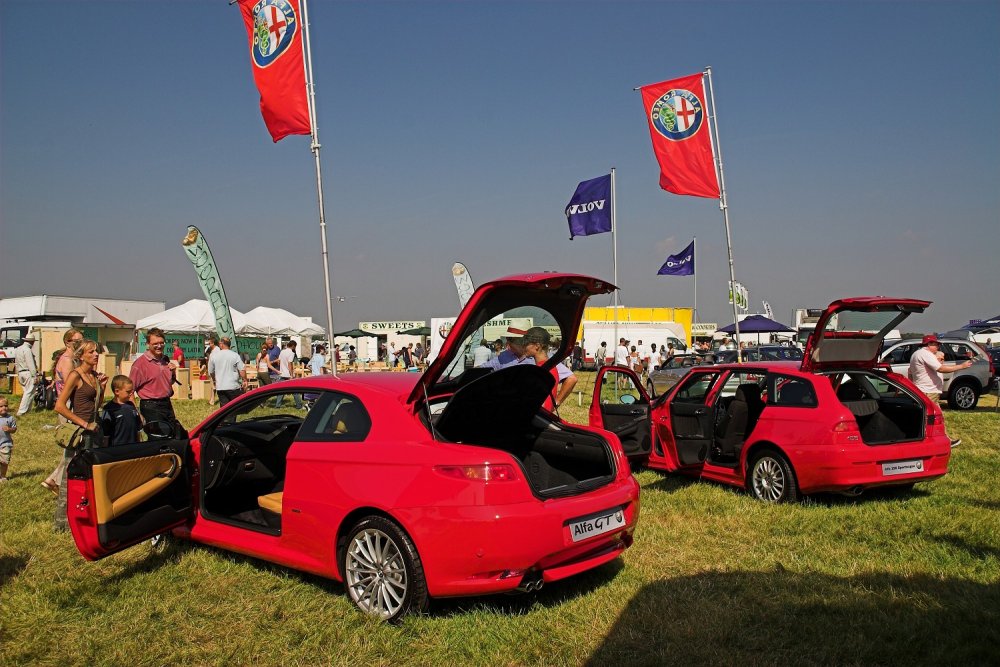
[790,437,951,494]
[395,477,640,597]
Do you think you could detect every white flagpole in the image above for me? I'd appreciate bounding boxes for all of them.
[704,66,742,363]
[693,236,698,337]
[299,0,337,376]
[611,167,619,349]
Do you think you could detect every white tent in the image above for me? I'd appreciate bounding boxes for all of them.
[135,299,261,335]
[244,306,325,337]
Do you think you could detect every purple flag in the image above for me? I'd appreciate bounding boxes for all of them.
[657,240,695,276]
[566,174,612,239]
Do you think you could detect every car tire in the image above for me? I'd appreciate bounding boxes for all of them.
[343,516,428,622]
[947,379,979,410]
[646,381,657,399]
[747,450,799,503]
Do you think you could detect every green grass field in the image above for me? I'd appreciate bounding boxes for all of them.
[2,379,998,666]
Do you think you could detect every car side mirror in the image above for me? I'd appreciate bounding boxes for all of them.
[143,420,177,440]
[620,394,637,405]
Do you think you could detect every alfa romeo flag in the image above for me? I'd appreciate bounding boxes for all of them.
[238,0,311,142]
[565,174,612,239]
[640,73,720,199]
[657,240,695,276]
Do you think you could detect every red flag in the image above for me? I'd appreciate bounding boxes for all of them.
[238,0,311,142]
[640,73,720,199]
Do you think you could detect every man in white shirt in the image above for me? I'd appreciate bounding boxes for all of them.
[614,337,629,367]
[908,334,971,447]
[14,335,37,416]
[473,340,494,367]
[275,341,303,409]
[207,337,246,407]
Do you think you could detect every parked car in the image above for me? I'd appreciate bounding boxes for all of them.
[988,347,1000,389]
[879,338,992,409]
[645,354,703,398]
[65,273,640,621]
[590,297,952,502]
[712,346,804,365]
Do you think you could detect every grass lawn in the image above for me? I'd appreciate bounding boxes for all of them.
[2,377,998,666]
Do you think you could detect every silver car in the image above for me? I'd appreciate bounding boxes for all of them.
[880,338,991,410]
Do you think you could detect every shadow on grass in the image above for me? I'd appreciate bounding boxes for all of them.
[100,536,626,621]
[637,471,700,495]
[0,554,30,587]
[586,569,1000,666]
[932,534,1000,561]
[429,559,625,619]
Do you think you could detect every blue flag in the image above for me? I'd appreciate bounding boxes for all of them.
[566,174,612,239]
[657,240,695,276]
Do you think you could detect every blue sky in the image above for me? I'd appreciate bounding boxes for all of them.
[2,0,998,335]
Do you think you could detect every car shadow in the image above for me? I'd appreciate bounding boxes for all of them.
[0,554,30,587]
[637,472,700,495]
[585,569,1000,666]
[429,559,625,619]
[803,485,932,506]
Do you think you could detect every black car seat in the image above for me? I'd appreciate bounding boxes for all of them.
[779,382,815,406]
[715,386,750,458]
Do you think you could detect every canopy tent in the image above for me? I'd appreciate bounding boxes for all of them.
[719,315,795,334]
[963,315,1000,330]
[334,328,379,338]
[134,299,261,335]
[244,306,325,337]
[397,326,431,336]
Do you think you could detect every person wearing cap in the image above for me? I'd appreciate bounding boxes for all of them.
[908,334,972,447]
[14,335,38,416]
[521,327,577,410]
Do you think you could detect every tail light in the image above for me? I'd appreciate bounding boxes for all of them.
[832,418,861,444]
[434,464,519,482]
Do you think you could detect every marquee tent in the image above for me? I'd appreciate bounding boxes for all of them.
[244,306,325,337]
[718,315,795,334]
[134,299,261,336]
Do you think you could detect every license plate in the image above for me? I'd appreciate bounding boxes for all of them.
[568,507,626,543]
[882,459,924,476]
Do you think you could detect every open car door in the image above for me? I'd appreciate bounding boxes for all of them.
[589,366,652,463]
[657,370,723,470]
[66,435,193,561]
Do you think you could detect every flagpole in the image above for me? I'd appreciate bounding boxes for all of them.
[300,0,337,376]
[611,166,619,349]
[693,236,698,337]
[704,66,742,363]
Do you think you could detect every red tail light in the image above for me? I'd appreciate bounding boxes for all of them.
[832,419,859,433]
[434,464,519,482]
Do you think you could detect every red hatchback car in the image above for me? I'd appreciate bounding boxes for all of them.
[65,273,640,621]
[590,297,952,502]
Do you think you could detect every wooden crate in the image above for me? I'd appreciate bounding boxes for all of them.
[191,378,214,401]
[174,368,191,400]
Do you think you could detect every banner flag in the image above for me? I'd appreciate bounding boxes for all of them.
[728,281,749,311]
[182,227,237,342]
[238,0,311,142]
[657,240,695,276]
[640,73,720,198]
[763,300,774,319]
[565,174,612,239]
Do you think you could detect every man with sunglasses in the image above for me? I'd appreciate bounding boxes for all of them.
[129,328,180,429]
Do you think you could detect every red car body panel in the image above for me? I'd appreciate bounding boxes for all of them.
[66,273,639,608]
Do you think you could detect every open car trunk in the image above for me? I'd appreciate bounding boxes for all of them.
[828,371,925,445]
[431,365,616,498]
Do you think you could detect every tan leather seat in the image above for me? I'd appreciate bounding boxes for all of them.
[258,492,283,514]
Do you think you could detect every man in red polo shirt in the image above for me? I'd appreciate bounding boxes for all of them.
[130,327,181,429]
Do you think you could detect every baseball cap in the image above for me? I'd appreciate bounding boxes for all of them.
[922,334,940,345]
[23,335,36,341]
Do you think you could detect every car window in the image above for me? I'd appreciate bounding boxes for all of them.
[769,375,817,407]
[719,371,766,399]
[226,392,312,423]
[599,369,646,405]
[883,343,916,365]
[941,342,976,363]
[303,394,372,441]
[673,372,721,404]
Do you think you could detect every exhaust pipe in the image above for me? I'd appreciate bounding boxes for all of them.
[516,573,543,593]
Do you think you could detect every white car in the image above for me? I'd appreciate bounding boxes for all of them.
[879,338,992,410]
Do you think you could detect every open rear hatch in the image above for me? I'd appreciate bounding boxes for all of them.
[412,273,618,498]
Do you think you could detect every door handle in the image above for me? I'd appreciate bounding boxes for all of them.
[629,409,645,415]
[693,408,707,415]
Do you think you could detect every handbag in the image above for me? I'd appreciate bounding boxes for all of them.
[57,425,108,451]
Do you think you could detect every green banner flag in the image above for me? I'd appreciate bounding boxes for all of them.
[182,226,237,342]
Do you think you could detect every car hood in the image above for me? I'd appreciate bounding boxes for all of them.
[800,297,930,372]
[406,272,615,406]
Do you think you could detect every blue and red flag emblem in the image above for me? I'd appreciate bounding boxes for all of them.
[238,0,311,142]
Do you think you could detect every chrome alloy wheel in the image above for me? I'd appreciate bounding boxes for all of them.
[751,456,786,502]
[345,528,408,620]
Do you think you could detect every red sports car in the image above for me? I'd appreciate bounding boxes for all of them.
[590,297,952,501]
[65,273,640,621]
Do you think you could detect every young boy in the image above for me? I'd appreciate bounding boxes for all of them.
[99,375,143,446]
[0,398,16,482]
